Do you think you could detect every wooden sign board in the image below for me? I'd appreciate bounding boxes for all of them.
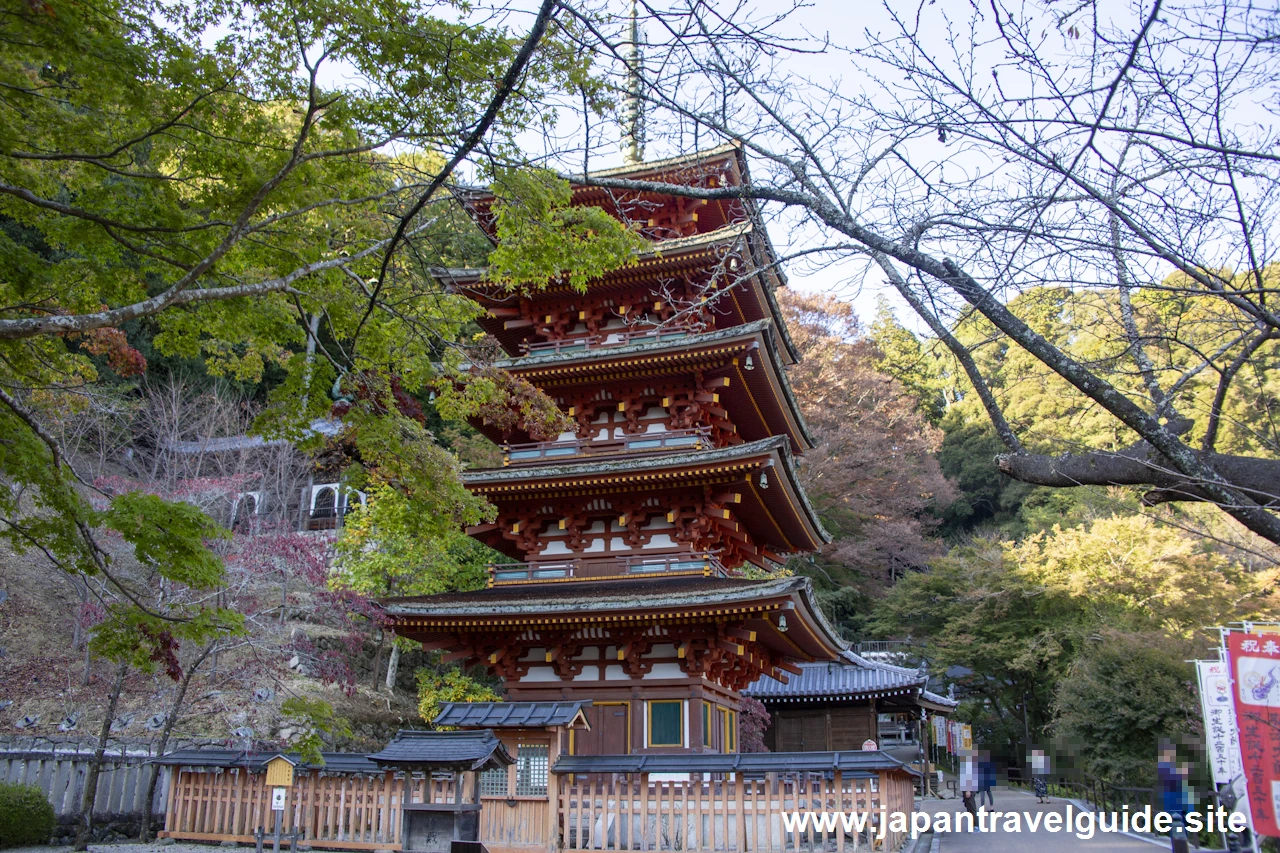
[265,756,295,787]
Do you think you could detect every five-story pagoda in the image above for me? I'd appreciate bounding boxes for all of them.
[384,143,844,756]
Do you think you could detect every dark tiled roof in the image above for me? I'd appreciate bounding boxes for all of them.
[152,749,382,774]
[491,318,766,371]
[435,701,590,729]
[583,142,743,179]
[367,730,513,770]
[553,750,919,778]
[744,651,955,705]
[386,575,796,613]
[163,418,343,454]
[463,434,785,484]
[384,575,848,662]
[920,689,958,710]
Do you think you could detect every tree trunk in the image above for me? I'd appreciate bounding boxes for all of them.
[384,642,400,693]
[995,443,1280,506]
[279,571,288,624]
[301,313,321,409]
[370,632,385,689]
[69,575,87,651]
[76,662,127,850]
[140,643,215,841]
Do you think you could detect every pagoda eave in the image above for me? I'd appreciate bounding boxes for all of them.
[470,321,813,452]
[382,575,847,688]
[461,143,753,245]
[432,223,797,364]
[461,435,829,559]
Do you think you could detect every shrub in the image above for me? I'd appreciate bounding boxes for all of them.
[0,781,55,848]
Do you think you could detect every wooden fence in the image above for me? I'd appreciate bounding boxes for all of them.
[162,767,916,853]
[0,748,167,819]
[559,772,913,853]
[163,770,463,850]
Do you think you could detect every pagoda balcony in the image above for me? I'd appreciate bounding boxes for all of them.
[486,552,728,586]
[502,426,712,465]
[520,324,698,356]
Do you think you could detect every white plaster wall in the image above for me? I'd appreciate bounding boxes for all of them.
[642,663,685,680]
[519,666,560,683]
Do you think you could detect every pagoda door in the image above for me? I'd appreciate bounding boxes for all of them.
[574,702,630,755]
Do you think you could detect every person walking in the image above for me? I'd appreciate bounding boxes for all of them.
[959,753,979,826]
[1030,748,1050,803]
[976,750,996,810]
[1157,741,1192,853]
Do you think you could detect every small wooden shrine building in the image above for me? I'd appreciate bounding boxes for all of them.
[744,650,957,752]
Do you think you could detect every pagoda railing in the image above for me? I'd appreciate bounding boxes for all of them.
[503,427,711,465]
[520,324,700,355]
[487,552,727,586]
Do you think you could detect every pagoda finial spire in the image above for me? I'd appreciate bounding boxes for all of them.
[621,0,645,165]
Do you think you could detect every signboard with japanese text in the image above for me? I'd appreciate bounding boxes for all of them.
[265,755,295,788]
[933,715,947,749]
[961,724,973,751]
[1226,630,1280,836]
[1197,659,1243,785]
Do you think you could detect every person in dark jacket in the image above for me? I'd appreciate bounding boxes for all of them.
[1157,742,1191,819]
[977,750,996,809]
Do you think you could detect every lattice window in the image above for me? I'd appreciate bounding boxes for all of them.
[516,743,549,796]
[480,767,508,797]
[649,700,683,747]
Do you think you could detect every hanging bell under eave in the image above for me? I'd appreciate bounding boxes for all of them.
[744,354,755,371]
[759,471,769,489]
